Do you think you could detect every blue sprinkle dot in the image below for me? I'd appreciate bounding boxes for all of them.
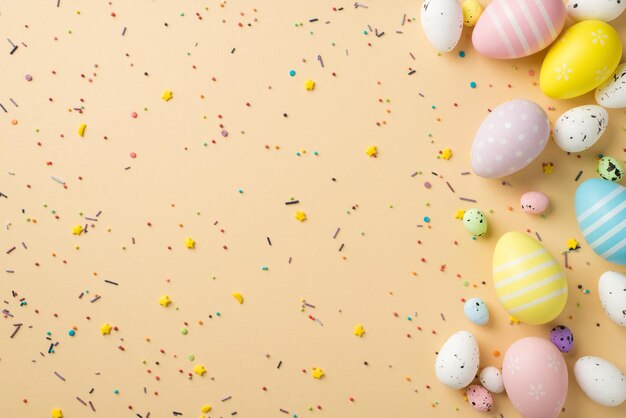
[459,51,466,58]
[238,188,244,194]
[407,316,412,321]
[68,329,76,337]
[114,389,119,395]
[423,216,430,223]
[289,69,296,77]
[470,81,477,89]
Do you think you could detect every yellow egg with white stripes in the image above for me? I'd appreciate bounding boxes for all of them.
[492,232,567,325]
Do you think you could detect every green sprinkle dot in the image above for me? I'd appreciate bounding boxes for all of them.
[180,328,188,335]
[216,312,221,316]
[188,354,195,361]
[462,281,470,287]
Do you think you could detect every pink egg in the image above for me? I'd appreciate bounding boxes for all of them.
[472,0,566,59]
[470,99,550,178]
[503,337,568,418]
[520,191,549,214]
[466,385,493,412]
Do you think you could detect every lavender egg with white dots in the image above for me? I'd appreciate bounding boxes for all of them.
[464,297,489,325]
[549,325,574,353]
[470,99,550,178]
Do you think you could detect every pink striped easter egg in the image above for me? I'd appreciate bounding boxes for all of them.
[472,0,566,59]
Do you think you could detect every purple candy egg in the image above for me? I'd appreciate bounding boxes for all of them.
[549,325,574,353]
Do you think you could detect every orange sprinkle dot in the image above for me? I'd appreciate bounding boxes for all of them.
[493,350,501,357]
[11,119,18,125]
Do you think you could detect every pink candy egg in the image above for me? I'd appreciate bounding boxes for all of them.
[503,337,568,418]
[466,385,493,412]
[470,99,550,178]
[472,0,566,59]
[520,191,549,214]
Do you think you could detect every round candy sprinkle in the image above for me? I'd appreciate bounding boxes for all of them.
[25,74,33,81]
[470,81,477,89]
[68,329,76,337]
[289,69,296,76]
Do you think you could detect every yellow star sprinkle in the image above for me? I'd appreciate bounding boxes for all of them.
[440,148,452,160]
[159,294,172,307]
[200,405,212,413]
[365,145,378,157]
[194,364,207,376]
[295,211,307,222]
[100,323,112,335]
[311,367,325,379]
[184,237,195,249]
[78,123,86,137]
[354,324,365,337]
[508,315,520,324]
[72,224,84,235]
[542,162,554,174]
[304,79,315,91]
[232,292,244,304]
[454,210,466,220]
[52,408,63,418]
[567,239,580,251]
[162,90,173,101]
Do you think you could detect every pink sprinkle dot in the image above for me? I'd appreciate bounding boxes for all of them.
[130,152,137,158]
[131,111,138,118]
[528,70,535,77]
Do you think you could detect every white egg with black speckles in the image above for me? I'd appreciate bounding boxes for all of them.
[480,366,505,394]
[435,330,480,389]
[598,271,626,327]
[421,0,463,52]
[554,105,608,153]
[596,63,626,108]
[567,0,626,22]
[575,356,626,407]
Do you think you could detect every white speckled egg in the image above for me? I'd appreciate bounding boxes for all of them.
[479,366,505,394]
[554,105,608,153]
[520,191,550,215]
[575,356,626,407]
[421,0,463,52]
[567,0,626,22]
[471,99,550,178]
[598,271,626,327]
[596,63,626,109]
[435,330,480,389]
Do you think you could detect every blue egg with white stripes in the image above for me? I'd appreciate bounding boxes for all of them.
[575,179,626,265]
[464,297,489,325]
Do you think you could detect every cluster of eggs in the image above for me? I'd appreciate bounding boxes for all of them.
[421,1,626,416]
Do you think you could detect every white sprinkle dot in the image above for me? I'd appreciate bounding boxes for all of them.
[505,122,512,129]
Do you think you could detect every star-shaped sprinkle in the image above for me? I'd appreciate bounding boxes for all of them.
[566,238,580,251]
[184,237,195,249]
[78,123,86,137]
[52,408,63,418]
[162,90,173,101]
[72,224,84,235]
[194,364,207,376]
[542,162,554,174]
[100,323,112,335]
[159,295,172,307]
[311,367,325,379]
[365,145,378,157]
[295,211,307,222]
[439,148,452,160]
[304,79,315,91]
[201,405,212,413]
[232,292,244,304]
[354,324,365,337]
[454,210,465,220]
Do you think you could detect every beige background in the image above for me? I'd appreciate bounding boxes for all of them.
[1,1,625,417]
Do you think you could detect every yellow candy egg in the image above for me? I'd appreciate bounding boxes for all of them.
[462,0,483,27]
[492,232,567,325]
[540,20,621,99]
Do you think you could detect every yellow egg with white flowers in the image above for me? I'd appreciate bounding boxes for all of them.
[492,232,567,325]
[540,20,621,99]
